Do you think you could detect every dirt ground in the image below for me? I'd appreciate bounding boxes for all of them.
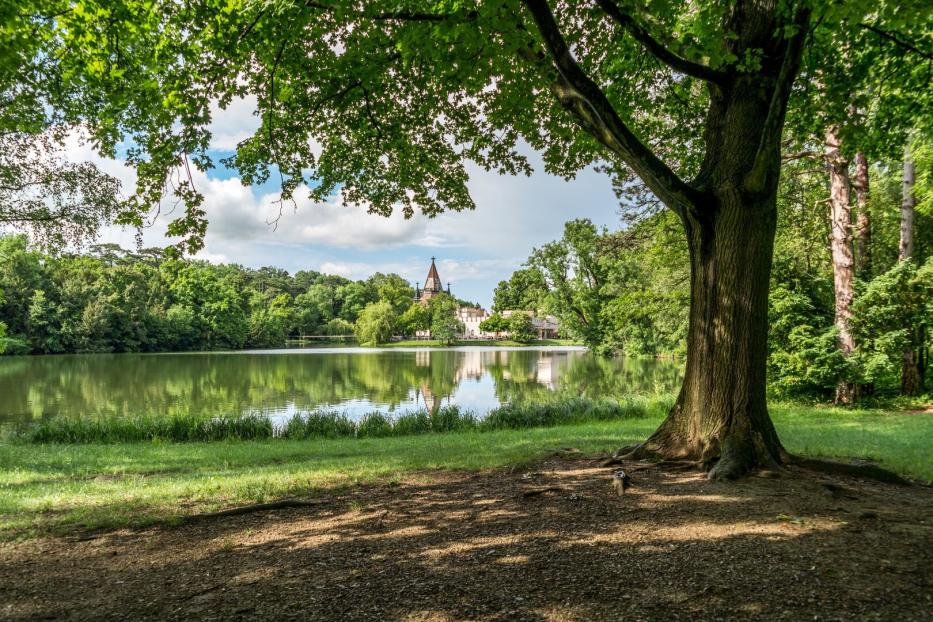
[2,456,931,621]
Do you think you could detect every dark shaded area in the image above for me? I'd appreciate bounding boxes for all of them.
[1,459,930,621]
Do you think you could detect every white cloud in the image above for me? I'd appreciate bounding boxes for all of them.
[51,126,624,307]
[207,96,260,151]
[320,261,354,277]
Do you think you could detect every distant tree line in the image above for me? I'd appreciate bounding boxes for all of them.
[494,142,932,399]
[0,236,481,354]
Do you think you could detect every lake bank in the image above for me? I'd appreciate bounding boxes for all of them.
[1,401,930,539]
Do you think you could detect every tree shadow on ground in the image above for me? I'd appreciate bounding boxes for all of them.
[2,458,931,621]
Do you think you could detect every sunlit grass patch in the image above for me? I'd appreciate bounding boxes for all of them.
[0,399,929,539]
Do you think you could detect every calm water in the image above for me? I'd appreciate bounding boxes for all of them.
[0,347,681,425]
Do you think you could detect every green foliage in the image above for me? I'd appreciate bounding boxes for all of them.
[767,284,846,397]
[0,235,423,353]
[529,219,614,352]
[479,312,506,335]
[428,294,463,345]
[507,312,536,344]
[398,303,431,336]
[492,268,548,313]
[354,300,397,346]
[322,318,355,336]
[6,0,921,256]
[851,259,932,388]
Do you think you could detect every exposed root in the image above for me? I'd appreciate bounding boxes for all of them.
[183,498,329,522]
[788,455,912,486]
[706,455,749,481]
[520,486,566,498]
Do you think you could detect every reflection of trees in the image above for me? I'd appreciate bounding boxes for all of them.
[486,351,683,404]
[0,350,683,424]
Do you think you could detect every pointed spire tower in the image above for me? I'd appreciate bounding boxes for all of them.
[418,257,446,303]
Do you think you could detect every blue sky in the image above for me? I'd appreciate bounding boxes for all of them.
[75,97,624,309]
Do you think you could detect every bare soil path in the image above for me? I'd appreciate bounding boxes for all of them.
[2,457,931,621]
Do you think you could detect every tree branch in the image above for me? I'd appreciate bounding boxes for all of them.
[860,23,933,60]
[593,0,729,85]
[746,7,811,196]
[304,2,476,23]
[521,0,699,217]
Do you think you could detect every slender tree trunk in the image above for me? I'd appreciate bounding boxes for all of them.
[899,146,923,394]
[825,126,859,404]
[853,152,872,276]
[900,147,915,262]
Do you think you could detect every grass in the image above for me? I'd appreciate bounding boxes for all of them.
[12,397,652,444]
[0,400,929,539]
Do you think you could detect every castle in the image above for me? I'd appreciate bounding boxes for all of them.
[412,258,559,339]
[413,257,450,303]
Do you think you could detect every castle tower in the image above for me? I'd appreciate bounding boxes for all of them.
[417,257,446,303]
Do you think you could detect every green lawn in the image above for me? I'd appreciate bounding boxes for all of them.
[0,403,929,539]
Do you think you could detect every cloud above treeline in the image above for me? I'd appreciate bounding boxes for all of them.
[56,100,624,306]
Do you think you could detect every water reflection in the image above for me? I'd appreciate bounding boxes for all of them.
[0,347,682,424]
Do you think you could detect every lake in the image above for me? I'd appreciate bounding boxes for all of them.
[0,346,682,425]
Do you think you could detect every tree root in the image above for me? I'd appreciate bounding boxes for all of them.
[183,498,329,522]
[787,455,912,486]
[520,486,566,498]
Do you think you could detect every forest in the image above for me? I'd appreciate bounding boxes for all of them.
[492,140,932,400]
[0,235,489,353]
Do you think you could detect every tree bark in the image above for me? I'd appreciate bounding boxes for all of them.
[526,0,809,479]
[635,192,785,479]
[900,147,915,261]
[899,146,923,394]
[853,152,872,276]
[825,126,859,404]
[623,58,804,479]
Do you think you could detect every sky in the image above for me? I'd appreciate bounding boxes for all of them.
[67,98,625,309]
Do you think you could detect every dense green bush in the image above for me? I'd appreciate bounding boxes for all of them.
[851,259,932,390]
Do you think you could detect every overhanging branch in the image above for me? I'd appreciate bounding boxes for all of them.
[593,0,729,85]
[860,23,933,60]
[521,0,699,216]
[304,1,476,23]
[746,8,811,195]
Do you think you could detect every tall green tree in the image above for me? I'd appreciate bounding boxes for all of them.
[354,300,397,346]
[492,268,548,313]
[530,219,612,352]
[429,294,464,346]
[20,0,932,477]
[507,312,537,344]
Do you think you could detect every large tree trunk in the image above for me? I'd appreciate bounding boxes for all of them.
[825,126,859,404]
[899,147,923,394]
[636,192,784,479]
[853,151,872,276]
[528,0,810,480]
[627,64,794,480]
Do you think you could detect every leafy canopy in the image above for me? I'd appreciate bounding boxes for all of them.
[10,0,928,252]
